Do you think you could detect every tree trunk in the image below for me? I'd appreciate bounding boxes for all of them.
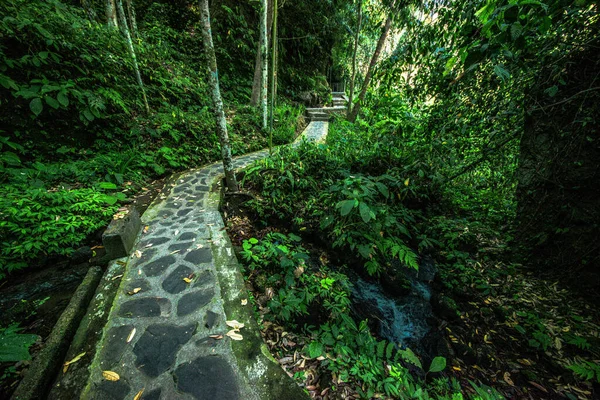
[269,0,278,151]
[116,0,149,113]
[251,0,273,107]
[347,0,362,118]
[347,12,393,122]
[199,0,239,192]
[106,0,118,28]
[125,0,139,40]
[259,0,269,130]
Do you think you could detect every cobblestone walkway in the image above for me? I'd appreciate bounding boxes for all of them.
[79,121,328,400]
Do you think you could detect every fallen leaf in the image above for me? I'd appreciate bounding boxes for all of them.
[183,277,192,284]
[134,250,142,258]
[133,388,145,400]
[127,288,142,295]
[116,260,127,266]
[209,335,223,340]
[102,371,120,381]
[91,245,104,250]
[143,226,149,234]
[111,274,124,281]
[528,381,548,393]
[404,178,410,186]
[63,352,86,372]
[226,320,245,330]
[241,299,248,306]
[226,330,243,341]
[504,372,514,386]
[127,328,136,343]
[174,230,180,236]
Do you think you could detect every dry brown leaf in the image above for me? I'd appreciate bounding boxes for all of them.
[209,335,224,340]
[127,288,142,295]
[226,330,243,341]
[134,250,142,258]
[127,328,136,343]
[111,274,124,281]
[504,372,514,386]
[133,388,145,400]
[241,299,248,306]
[102,371,120,381]
[226,320,245,330]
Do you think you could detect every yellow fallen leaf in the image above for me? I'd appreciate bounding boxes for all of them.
[63,352,86,373]
[134,250,142,258]
[241,299,248,306]
[452,366,461,371]
[226,330,243,341]
[183,277,192,284]
[226,320,245,330]
[209,334,224,339]
[404,178,410,186]
[133,388,145,400]
[127,328,136,343]
[127,288,142,295]
[102,371,120,381]
[111,274,124,281]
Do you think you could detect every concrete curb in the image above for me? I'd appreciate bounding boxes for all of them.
[11,266,104,400]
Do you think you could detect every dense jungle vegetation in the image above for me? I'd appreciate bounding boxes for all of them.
[0,0,599,398]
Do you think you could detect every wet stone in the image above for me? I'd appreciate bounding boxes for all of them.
[142,388,162,400]
[159,221,175,227]
[179,232,197,241]
[123,279,152,294]
[139,237,170,247]
[174,356,239,400]
[168,242,194,252]
[158,211,173,218]
[177,209,193,217]
[130,248,157,267]
[190,178,199,184]
[195,185,209,191]
[133,324,195,378]
[101,325,134,366]
[193,270,215,288]
[177,288,214,316]
[162,265,194,294]
[143,255,175,277]
[195,336,222,349]
[184,248,212,265]
[118,297,170,318]
[91,378,130,400]
[204,310,219,329]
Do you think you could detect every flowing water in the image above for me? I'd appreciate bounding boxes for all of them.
[351,258,436,349]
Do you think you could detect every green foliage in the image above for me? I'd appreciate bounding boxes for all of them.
[0,184,117,278]
[0,324,39,363]
[567,360,600,383]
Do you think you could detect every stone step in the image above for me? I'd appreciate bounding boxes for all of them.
[307,112,328,118]
[306,106,347,113]
[332,91,346,96]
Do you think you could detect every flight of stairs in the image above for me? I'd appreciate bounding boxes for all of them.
[306,91,348,122]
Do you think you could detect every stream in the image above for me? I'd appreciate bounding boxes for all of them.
[350,257,437,351]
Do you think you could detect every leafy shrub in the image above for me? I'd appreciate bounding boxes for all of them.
[0,185,117,278]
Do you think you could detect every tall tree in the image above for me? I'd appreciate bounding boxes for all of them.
[116,0,149,113]
[251,0,273,108]
[269,0,278,151]
[106,0,118,28]
[259,0,269,130]
[347,0,362,118]
[199,0,239,192]
[125,0,139,40]
[347,10,393,122]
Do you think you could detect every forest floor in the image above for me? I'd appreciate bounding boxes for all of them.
[222,194,600,399]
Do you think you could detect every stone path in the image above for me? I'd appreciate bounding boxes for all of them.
[75,121,328,400]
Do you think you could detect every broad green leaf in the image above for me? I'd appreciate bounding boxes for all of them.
[45,96,60,109]
[1,151,21,166]
[0,325,39,362]
[375,182,389,198]
[57,92,69,107]
[339,199,355,216]
[98,182,117,190]
[359,202,372,223]
[306,341,323,358]
[83,109,94,121]
[494,64,511,81]
[399,348,422,369]
[428,356,447,373]
[29,98,43,116]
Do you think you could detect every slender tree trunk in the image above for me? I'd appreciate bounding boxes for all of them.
[125,0,139,40]
[251,0,273,107]
[269,0,278,151]
[199,0,239,192]
[106,0,118,28]
[82,0,98,21]
[348,12,393,122]
[347,0,362,118]
[116,0,149,113]
[259,0,269,130]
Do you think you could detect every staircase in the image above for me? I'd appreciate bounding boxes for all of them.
[306,91,348,122]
